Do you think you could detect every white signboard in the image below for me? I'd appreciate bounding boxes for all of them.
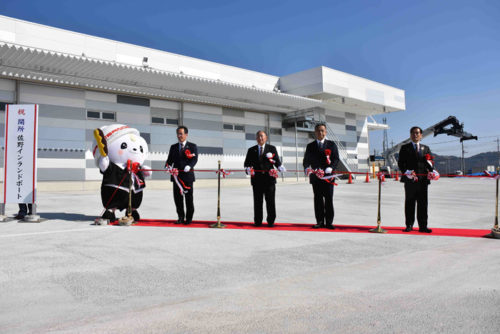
[3,104,39,203]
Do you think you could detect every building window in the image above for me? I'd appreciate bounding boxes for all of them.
[151,117,179,126]
[117,95,150,107]
[102,112,115,120]
[152,117,164,124]
[223,123,245,132]
[87,110,116,121]
[270,128,282,135]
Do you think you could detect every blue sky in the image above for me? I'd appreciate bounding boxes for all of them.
[1,0,499,157]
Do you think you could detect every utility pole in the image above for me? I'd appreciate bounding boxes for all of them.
[461,141,465,175]
[460,135,478,175]
[497,137,499,168]
[382,117,388,153]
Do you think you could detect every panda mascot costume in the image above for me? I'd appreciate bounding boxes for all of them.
[93,124,151,222]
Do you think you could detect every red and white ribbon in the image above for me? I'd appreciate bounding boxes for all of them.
[309,168,339,186]
[325,149,331,165]
[425,154,434,168]
[377,172,386,182]
[127,160,145,188]
[165,164,190,195]
[216,169,232,178]
[316,169,340,186]
[404,170,418,182]
[266,152,276,164]
[269,169,279,179]
[427,170,440,181]
[246,167,255,177]
[185,149,196,159]
[484,171,500,179]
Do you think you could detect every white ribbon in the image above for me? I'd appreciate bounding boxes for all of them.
[165,165,187,196]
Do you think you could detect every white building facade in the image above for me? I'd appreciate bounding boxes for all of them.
[0,15,404,183]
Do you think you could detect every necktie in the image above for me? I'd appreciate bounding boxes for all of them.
[417,143,420,155]
[259,146,263,157]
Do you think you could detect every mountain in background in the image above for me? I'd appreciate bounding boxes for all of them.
[434,151,499,174]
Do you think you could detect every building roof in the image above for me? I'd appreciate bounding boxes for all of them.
[0,15,405,115]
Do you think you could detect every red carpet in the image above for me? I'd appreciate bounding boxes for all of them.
[112,219,492,238]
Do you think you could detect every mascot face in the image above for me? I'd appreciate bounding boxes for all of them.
[94,124,149,167]
[107,133,148,166]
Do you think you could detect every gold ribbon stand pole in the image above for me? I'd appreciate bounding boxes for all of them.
[370,175,387,233]
[118,167,134,226]
[489,167,500,238]
[210,160,226,228]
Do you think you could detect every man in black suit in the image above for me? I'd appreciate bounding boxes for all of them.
[244,130,285,227]
[303,123,340,229]
[166,126,198,225]
[398,126,438,233]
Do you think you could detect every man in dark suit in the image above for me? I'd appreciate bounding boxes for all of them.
[244,130,285,227]
[398,126,437,233]
[166,126,198,225]
[303,123,340,229]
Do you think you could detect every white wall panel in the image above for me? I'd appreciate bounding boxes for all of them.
[183,103,222,115]
[20,83,85,108]
[0,78,15,91]
[38,158,85,169]
[150,99,180,109]
[85,91,116,103]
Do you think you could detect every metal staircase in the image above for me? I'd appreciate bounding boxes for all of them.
[283,108,356,173]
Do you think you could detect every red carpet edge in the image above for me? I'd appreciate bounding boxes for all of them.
[111,219,492,238]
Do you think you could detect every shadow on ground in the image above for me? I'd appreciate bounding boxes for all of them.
[37,212,97,221]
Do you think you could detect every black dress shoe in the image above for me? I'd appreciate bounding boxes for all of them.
[267,222,275,227]
[253,222,262,227]
[183,221,191,225]
[101,210,116,222]
[175,219,184,224]
[131,210,140,222]
[403,227,413,232]
[313,223,324,229]
[325,224,335,230]
[14,214,25,220]
[419,228,432,233]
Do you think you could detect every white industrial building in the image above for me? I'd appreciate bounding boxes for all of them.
[0,15,404,185]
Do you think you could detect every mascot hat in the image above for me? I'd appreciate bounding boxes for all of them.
[101,124,139,144]
[93,124,141,163]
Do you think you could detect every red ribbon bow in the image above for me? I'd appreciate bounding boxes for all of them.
[325,149,331,165]
[185,149,195,159]
[266,153,276,164]
[269,169,278,179]
[376,172,386,182]
[315,169,325,179]
[127,160,141,174]
[127,160,144,187]
[216,169,231,178]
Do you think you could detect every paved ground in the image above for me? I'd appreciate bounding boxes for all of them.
[1,177,499,333]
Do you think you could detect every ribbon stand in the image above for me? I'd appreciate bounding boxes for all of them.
[488,167,500,238]
[210,160,225,228]
[118,167,134,226]
[369,174,387,233]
